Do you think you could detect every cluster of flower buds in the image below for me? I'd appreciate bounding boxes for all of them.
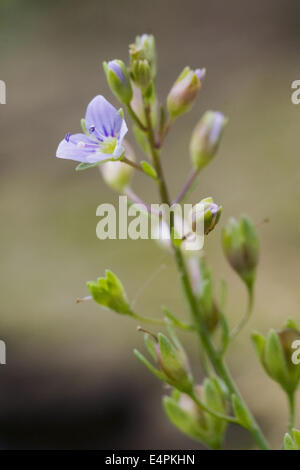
[252,321,300,395]
[134,330,194,393]
[129,34,156,95]
[167,67,205,120]
[163,378,228,449]
[190,197,222,236]
[188,257,220,332]
[190,111,227,170]
[222,216,259,290]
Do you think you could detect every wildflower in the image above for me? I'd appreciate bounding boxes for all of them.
[56,95,128,166]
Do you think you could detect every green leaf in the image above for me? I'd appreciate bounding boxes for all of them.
[133,349,165,382]
[251,331,266,361]
[144,334,157,362]
[76,161,100,171]
[162,307,194,331]
[292,429,300,448]
[220,312,230,354]
[141,160,157,179]
[87,270,132,315]
[232,394,252,429]
[163,396,208,444]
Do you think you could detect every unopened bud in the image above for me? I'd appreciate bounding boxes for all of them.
[190,111,227,170]
[252,324,300,394]
[129,34,156,79]
[103,60,132,104]
[136,330,194,393]
[222,216,259,290]
[190,197,222,235]
[167,67,205,120]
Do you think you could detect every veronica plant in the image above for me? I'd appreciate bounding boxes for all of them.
[57,34,299,450]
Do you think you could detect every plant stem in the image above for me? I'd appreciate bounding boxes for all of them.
[126,103,147,132]
[143,99,270,450]
[122,156,145,173]
[230,285,254,340]
[288,393,295,433]
[172,168,199,205]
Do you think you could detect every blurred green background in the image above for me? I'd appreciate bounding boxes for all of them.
[0,0,300,449]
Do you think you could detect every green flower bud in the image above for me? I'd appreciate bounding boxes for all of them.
[190,197,222,236]
[130,59,152,92]
[163,378,228,449]
[167,66,205,120]
[129,34,156,79]
[252,324,300,394]
[190,111,227,170]
[135,331,193,393]
[222,216,259,290]
[100,141,135,192]
[103,60,132,104]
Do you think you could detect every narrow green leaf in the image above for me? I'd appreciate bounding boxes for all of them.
[141,160,158,179]
[232,394,252,429]
[283,432,297,450]
[76,161,99,171]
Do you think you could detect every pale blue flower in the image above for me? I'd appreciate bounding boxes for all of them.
[56,95,128,165]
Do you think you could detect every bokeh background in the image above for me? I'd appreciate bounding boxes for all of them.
[0,0,300,449]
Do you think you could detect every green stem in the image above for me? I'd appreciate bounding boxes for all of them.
[126,103,147,132]
[131,312,165,326]
[230,285,254,340]
[142,99,270,450]
[288,393,296,433]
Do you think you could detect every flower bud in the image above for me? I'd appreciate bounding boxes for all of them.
[103,60,132,104]
[252,324,300,394]
[135,330,193,393]
[130,59,152,92]
[167,67,205,120]
[100,141,135,192]
[190,197,222,235]
[163,378,228,449]
[190,111,227,170]
[129,34,156,80]
[222,216,259,290]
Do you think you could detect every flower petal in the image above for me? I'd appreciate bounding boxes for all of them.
[85,95,124,140]
[56,133,98,163]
